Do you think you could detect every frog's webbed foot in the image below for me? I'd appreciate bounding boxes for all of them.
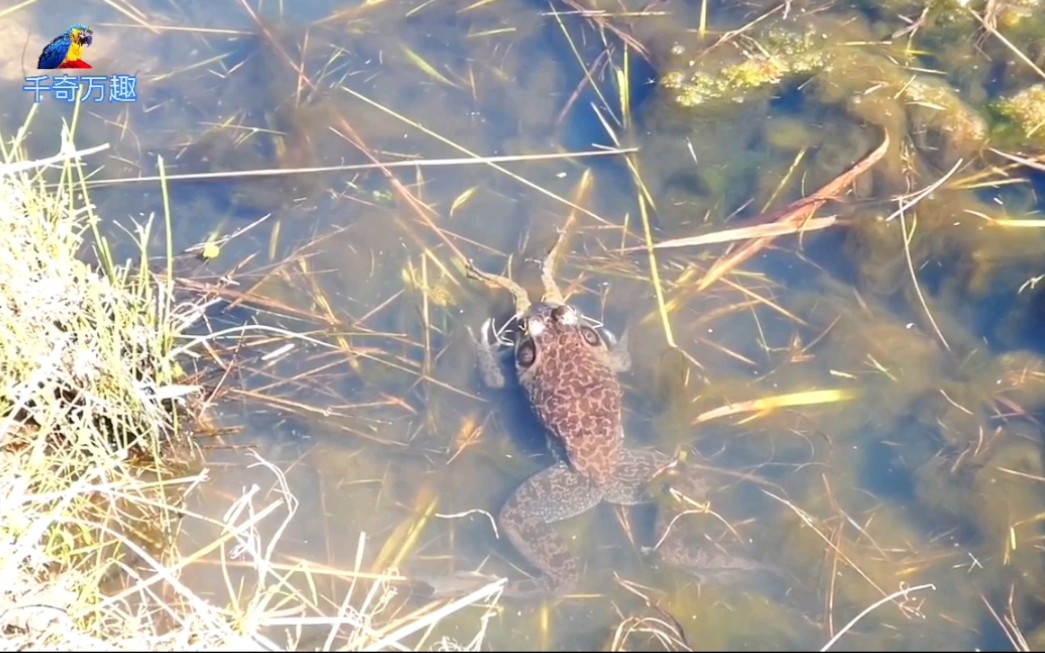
[656,457,711,502]
[499,462,604,600]
[524,229,567,305]
[468,318,511,389]
[406,570,505,600]
[652,541,768,584]
[643,462,768,583]
[465,258,531,315]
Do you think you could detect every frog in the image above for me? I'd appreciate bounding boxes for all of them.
[462,232,750,600]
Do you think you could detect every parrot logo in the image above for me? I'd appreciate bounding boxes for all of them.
[37,24,94,70]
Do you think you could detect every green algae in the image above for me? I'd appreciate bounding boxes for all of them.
[992,83,1045,150]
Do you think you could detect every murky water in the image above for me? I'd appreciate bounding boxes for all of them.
[5,0,1045,650]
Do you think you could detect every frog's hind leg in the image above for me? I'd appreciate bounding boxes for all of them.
[530,228,568,305]
[601,448,678,506]
[499,462,603,600]
[465,259,531,316]
[467,317,511,389]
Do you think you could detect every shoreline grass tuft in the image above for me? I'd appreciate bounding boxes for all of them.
[0,119,498,650]
[0,115,218,647]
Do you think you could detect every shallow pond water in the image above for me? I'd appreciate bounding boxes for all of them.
[5,0,1045,650]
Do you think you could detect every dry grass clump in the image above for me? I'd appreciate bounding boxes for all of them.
[0,147,198,463]
[0,118,242,649]
[0,117,499,651]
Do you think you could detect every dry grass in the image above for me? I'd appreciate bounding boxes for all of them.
[0,109,499,650]
[0,103,234,648]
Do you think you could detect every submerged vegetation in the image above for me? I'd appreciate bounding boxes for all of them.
[994,83,1045,150]
[632,1,1045,648]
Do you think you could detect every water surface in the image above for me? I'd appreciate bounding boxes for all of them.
[5,0,1045,650]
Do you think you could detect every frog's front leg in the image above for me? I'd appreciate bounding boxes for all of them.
[468,317,511,389]
[601,326,631,373]
[499,461,605,600]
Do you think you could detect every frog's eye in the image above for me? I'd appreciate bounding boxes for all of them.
[516,338,537,368]
[580,325,602,347]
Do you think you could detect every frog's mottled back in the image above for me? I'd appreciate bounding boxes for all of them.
[515,302,623,486]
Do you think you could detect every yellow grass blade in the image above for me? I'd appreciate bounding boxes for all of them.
[450,186,479,217]
[401,45,460,87]
[626,216,838,251]
[693,389,857,425]
[372,485,439,572]
[991,219,1045,228]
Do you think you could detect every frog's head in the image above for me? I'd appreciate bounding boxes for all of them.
[513,301,608,380]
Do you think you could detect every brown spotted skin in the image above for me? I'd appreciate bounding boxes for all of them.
[515,303,624,486]
[496,461,602,598]
[465,250,678,600]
